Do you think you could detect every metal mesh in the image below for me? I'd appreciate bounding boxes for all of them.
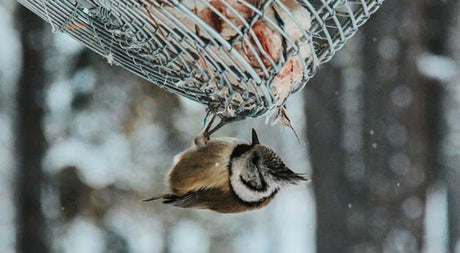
[17,0,383,120]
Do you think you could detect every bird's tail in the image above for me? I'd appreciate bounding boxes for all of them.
[142,193,195,208]
[142,193,168,202]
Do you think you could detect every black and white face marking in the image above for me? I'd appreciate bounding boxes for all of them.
[259,146,308,184]
[229,144,280,203]
[239,154,267,191]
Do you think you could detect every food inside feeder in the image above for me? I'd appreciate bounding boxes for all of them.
[156,0,313,113]
[18,0,383,120]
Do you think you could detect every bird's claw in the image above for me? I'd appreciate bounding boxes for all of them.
[194,132,210,147]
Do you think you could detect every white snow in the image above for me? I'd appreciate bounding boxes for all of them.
[46,80,73,114]
[105,205,164,253]
[417,53,457,82]
[423,183,448,253]
[173,96,207,139]
[272,189,316,253]
[60,217,105,253]
[170,220,210,253]
[71,68,96,94]
[54,32,85,56]
[233,225,271,253]
[43,134,131,189]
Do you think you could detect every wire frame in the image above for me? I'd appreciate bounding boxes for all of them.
[17,0,383,120]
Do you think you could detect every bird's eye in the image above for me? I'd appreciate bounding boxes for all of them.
[252,155,259,165]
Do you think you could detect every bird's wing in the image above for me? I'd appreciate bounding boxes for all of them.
[168,139,242,195]
[162,193,197,207]
[142,193,198,208]
[157,189,239,212]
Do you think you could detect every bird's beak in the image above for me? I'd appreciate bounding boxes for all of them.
[252,128,260,145]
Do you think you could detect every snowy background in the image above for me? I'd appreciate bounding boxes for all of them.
[1,0,460,253]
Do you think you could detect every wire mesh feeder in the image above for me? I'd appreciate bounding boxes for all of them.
[17,0,383,121]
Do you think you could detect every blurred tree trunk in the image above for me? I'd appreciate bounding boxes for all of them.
[417,0,459,251]
[360,5,425,252]
[359,0,441,251]
[307,0,452,252]
[305,63,348,252]
[15,6,49,253]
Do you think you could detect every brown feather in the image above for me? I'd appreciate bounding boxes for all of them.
[168,138,242,195]
[162,188,276,213]
[145,138,281,213]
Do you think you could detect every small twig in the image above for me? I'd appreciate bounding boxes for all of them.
[65,23,87,30]
[138,0,172,40]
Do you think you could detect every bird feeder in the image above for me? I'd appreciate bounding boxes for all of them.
[17,0,383,121]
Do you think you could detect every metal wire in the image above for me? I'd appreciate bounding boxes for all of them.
[17,0,383,120]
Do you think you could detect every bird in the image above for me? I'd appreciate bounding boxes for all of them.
[144,117,309,213]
